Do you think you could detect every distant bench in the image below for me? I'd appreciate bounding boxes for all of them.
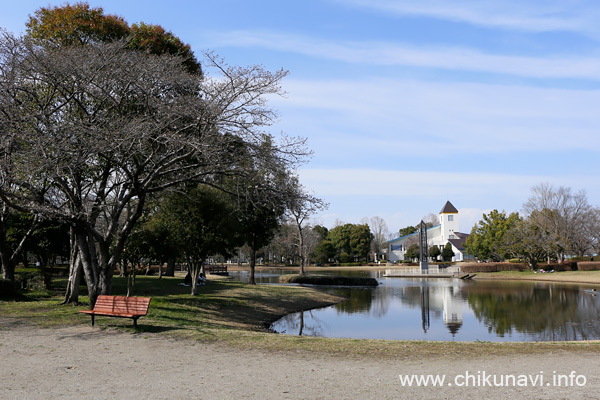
[79,295,151,328]
[207,265,228,275]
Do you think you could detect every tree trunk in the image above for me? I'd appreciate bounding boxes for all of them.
[165,257,175,276]
[0,239,14,282]
[189,258,203,295]
[127,261,135,297]
[119,258,126,277]
[0,217,15,282]
[249,243,256,285]
[76,229,100,308]
[298,229,306,276]
[62,254,83,305]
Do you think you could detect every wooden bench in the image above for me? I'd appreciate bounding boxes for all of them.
[79,295,151,328]
[207,265,228,275]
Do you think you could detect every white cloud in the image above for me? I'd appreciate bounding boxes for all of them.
[209,30,600,79]
[273,78,600,155]
[339,0,600,36]
[458,208,493,233]
[297,168,600,231]
[297,169,546,197]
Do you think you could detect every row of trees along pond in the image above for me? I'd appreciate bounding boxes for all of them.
[0,3,328,304]
[465,183,600,269]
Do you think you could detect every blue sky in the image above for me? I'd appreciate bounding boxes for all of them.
[2,0,600,235]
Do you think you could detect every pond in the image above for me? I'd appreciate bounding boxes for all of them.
[230,268,600,342]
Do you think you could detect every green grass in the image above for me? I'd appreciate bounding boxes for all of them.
[0,275,344,336]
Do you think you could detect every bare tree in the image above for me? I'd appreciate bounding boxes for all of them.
[271,223,298,265]
[0,34,307,305]
[569,206,600,257]
[422,213,439,228]
[286,179,328,275]
[367,216,389,262]
[523,183,595,261]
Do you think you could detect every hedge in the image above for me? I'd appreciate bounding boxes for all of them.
[460,263,528,273]
[576,262,600,271]
[538,261,578,272]
[279,274,378,286]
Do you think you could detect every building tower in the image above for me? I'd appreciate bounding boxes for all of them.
[439,201,459,243]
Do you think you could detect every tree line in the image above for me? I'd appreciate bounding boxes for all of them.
[465,183,600,269]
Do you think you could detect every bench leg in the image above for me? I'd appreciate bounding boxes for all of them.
[91,315,95,327]
[133,317,138,329]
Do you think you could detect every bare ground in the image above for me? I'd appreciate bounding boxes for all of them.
[1,319,600,400]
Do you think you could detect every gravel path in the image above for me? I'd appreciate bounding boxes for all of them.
[1,321,599,399]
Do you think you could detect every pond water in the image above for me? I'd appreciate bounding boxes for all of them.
[229,269,600,342]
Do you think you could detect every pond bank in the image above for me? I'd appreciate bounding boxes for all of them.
[470,270,600,286]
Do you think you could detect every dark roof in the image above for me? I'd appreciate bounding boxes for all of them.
[446,322,462,336]
[448,239,465,251]
[455,232,469,241]
[440,201,458,214]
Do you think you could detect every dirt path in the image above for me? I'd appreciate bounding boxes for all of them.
[1,320,599,399]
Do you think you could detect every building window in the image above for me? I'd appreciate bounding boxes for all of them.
[448,215,454,221]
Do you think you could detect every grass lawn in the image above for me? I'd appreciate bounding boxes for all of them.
[2,272,600,360]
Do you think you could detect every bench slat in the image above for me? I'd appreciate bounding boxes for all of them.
[93,295,151,316]
[79,295,151,328]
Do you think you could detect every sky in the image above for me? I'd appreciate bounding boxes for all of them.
[2,0,600,237]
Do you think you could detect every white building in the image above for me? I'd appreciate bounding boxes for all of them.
[387,201,472,262]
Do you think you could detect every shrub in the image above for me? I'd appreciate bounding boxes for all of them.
[538,261,578,272]
[460,262,527,273]
[338,253,353,263]
[460,263,498,273]
[496,263,528,272]
[0,279,17,298]
[279,274,378,286]
[14,269,48,291]
[576,262,600,271]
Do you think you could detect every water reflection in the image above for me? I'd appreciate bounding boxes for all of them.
[270,275,600,342]
[467,283,600,341]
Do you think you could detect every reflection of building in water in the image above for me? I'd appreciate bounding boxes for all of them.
[442,285,463,336]
[419,284,464,336]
